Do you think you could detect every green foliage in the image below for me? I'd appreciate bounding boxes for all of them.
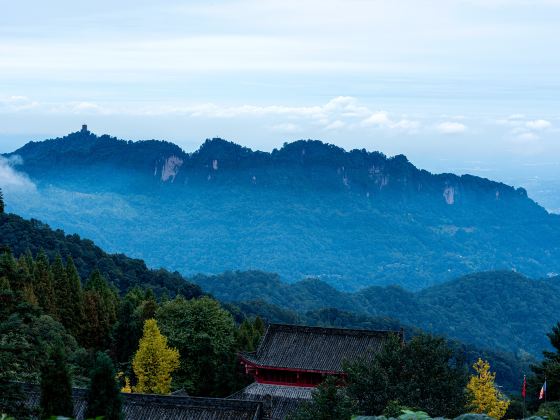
[235,317,264,352]
[535,402,560,420]
[156,296,236,396]
[0,188,4,214]
[200,270,546,377]
[9,135,560,295]
[398,410,431,420]
[40,344,74,419]
[86,352,123,420]
[289,377,353,420]
[0,212,203,298]
[33,250,57,317]
[530,322,560,403]
[345,333,467,417]
[383,400,412,417]
[82,271,119,350]
[0,377,30,418]
[65,256,86,338]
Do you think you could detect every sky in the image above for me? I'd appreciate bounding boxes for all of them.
[0,0,559,199]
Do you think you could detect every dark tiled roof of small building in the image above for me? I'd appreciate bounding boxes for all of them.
[22,383,262,420]
[240,323,402,372]
[229,382,313,420]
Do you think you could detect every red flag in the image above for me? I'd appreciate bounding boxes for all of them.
[522,375,526,398]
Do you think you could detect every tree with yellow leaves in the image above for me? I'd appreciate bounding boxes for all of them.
[466,358,509,419]
[132,319,180,394]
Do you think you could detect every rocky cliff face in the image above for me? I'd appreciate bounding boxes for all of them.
[7,131,531,208]
[5,129,556,290]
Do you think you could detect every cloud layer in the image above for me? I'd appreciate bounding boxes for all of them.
[0,156,36,193]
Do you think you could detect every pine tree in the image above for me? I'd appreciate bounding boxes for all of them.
[112,297,141,363]
[83,270,119,349]
[51,254,69,322]
[86,352,123,420]
[65,256,85,338]
[33,250,57,316]
[132,319,180,394]
[466,358,510,419]
[0,188,4,214]
[40,344,74,419]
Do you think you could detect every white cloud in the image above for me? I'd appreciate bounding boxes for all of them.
[0,156,36,193]
[361,111,420,133]
[525,119,551,130]
[271,123,301,133]
[363,111,391,127]
[436,121,467,134]
[324,120,346,130]
[515,132,539,142]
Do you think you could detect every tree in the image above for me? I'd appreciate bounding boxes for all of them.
[531,322,560,403]
[0,188,4,213]
[40,344,74,419]
[236,317,265,352]
[112,296,142,364]
[33,250,57,317]
[51,254,69,322]
[65,256,85,338]
[345,333,467,417]
[466,358,509,419]
[132,318,179,394]
[86,352,123,420]
[156,296,236,396]
[289,376,353,420]
[82,270,119,349]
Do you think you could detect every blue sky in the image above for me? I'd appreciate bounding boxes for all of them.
[0,0,559,188]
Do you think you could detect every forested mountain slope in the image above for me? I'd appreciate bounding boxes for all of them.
[0,212,202,298]
[194,270,560,357]
[5,128,560,289]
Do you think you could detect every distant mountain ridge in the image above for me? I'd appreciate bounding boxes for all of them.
[9,127,532,203]
[4,128,560,289]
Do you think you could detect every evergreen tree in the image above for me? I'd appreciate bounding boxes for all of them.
[466,358,510,419]
[40,344,74,419]
[83,270,119,349]
[289,376,353,420]
[16,254,37,304]
[65,256,85,338]
[345,333,467,417]
[236,317,265,352]
[33,250,57,317]
[112,296,141,363]
[86,352,123,420]
[51,254,69,322]
[132,319,179,394]
[0,188,4,214]
[531,322,560,403]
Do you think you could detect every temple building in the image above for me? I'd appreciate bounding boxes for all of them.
[24,384,263,420]
[232,323,403,419]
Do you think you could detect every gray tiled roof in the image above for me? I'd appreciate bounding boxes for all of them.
[241,323,402,372]
[22,384,262,420]
[229,382,313,420]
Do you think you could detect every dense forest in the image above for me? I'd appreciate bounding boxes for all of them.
[193,270,560,358]
[5,129,560,290]
[1,190,560,418]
